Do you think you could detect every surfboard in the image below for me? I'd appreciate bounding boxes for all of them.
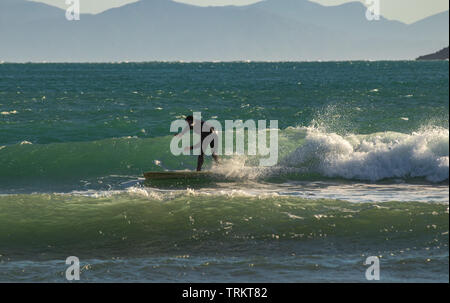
[143,171,213,180]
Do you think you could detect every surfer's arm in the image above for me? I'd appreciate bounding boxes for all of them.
[184,141,202,152]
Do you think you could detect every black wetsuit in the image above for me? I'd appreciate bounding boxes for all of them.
[199,121,215,154]
[190,120,219,171]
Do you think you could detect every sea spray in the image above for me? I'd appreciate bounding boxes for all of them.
[280,127,449,182]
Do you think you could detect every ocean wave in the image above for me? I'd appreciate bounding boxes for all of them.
[280,126,449,182]
[0,192,447,260]
[0,126,448,185]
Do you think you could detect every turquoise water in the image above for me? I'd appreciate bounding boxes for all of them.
[0,61,448,282]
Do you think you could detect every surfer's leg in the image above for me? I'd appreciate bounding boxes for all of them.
[212,153,219,164]
[197,137,207,171]
[197,154,204,172]
[210,136,219,164]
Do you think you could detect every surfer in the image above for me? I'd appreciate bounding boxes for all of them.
[174,115,220,171]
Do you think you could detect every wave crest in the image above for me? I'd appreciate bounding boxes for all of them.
[281,127,449,182]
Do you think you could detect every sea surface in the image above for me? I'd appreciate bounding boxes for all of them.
[0,61,448,282]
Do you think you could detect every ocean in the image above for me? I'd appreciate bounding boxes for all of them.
[0,61,448,282]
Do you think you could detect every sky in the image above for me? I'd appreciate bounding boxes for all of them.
[31,0,449,24]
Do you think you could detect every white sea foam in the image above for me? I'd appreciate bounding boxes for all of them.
[59,180,448,204]
[180,125,448,183]
[281,127,449,182]
[1,110,18,115]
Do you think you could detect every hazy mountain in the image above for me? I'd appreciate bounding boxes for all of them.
[0,0,448,62]
[253,0,406,35]
[0,0,70,25]
[408,11,449,42]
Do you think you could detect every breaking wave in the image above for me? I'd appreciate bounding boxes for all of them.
[279,126,449,182]
[0,126,448,188]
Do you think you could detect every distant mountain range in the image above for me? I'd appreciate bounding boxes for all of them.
[417,47,449,60]
[0,0,449,62]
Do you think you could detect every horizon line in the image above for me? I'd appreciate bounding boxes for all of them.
[2,59,448,64]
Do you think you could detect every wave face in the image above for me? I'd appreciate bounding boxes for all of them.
[0,190,448,260]
[0,127,448,193]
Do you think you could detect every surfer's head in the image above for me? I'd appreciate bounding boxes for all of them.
[185,115,194,127]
